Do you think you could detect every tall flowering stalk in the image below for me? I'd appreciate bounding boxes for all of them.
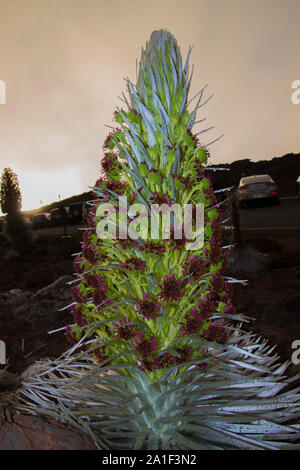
[17,30,300,450]
[66,30,231,376]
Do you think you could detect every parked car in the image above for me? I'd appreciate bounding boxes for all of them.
[65,202,84,224]
[32,213,50,229]
[236,174,280,207]
[50,207,67,226]
[296,176,300,199]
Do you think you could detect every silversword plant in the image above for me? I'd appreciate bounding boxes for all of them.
[16,30,300,450]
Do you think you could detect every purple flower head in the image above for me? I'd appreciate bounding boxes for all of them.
[158,274,183,303]
[139,359,155,372]
[133,333,159,359]
[65,325,77,344]
[103,179,127,197]
[152,347,192,370]
[73,254,85,275]
[114,237,138,250]
[92,283,108,305]
[155,352,178,369]
[223,280,233,297]
[204,243,222,267]
[202,321,227,344]
[83,229,94,245]
[101,152,119,175]
[179,306,206,336]
[84,273,106,288]
[194,158,205,178]
[162,225,187,252]
[92,178,104,198]
[128,191,138,205]
[221,298,235,316]
[102,128,122,151]
[113,316,136,340]
[103,131,114,150]
[82,243,100,265]
[71,286,86,304]
[182,255,207,281]
[71,304,88,327]
[94,345,109,364]
[120,257,146,271]
[138,240,166,255]
[208,272,224,296]
[135,293,161,320]
[149,192,173,206]
[94,177,104,188]
[197,296,216,317]
[174,174,192,188]
[177,347,193,364]
[87,212,96,228]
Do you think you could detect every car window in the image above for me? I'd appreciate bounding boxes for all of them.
[240,175,272,185]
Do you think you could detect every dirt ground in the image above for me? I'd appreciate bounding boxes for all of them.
[0,229,300,378]
[0,234,77,374]
[232,231,300,377]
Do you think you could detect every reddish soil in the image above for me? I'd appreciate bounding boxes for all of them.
[0,229,300,379]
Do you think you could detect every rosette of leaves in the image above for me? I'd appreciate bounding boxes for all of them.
[15,30,300,450]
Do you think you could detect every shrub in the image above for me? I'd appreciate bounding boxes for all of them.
[0,167,33,253]
[0,167,22,214]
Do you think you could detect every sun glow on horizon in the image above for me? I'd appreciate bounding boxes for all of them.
[13,167,85,212]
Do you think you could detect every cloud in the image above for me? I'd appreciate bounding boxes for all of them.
[0,0,299,209]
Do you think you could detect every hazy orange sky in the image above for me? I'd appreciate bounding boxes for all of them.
[0,0,300,210]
